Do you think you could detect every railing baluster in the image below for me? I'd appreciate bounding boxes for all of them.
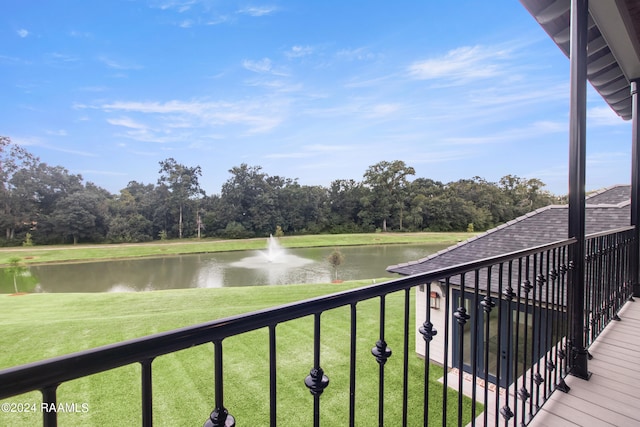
[42,385,58,427]
[514,258,523,426]
[441,277,451,427]
[141,358,154,427]
[500,261,514,426]
[480,266,495,427]
[305,312,329,427]
[204,341,235,427]
[494,263,504,426]
[454,273,469,426]
[402,288,410,426]
[419,282,437,427]
[533,252,546,412]
[471,270,480,423]
[556,247,570,393]
[349,303,357,427]
[269,325,277,427]
[371,295,392,427]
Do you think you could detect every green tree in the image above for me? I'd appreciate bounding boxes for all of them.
[220,164,271,236]
[362,160,415,232]
[327,179,367,232]
[51,191,100,244]
[158,158,204,239]
[327,249,345,281]
[0,137,38,242]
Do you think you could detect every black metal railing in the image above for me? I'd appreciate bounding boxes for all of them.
[0,227,635,426]
[584,226,635,344]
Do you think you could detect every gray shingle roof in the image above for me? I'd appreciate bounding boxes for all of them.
[387,185,631,276]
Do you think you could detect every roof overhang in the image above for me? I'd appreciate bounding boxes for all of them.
[520,0,640,120]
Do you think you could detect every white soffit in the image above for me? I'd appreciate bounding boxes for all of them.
[590,0,640,81]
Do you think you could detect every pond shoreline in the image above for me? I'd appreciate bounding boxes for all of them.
[0,232,473,267]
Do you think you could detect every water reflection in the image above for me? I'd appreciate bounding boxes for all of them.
[5,243,448,293]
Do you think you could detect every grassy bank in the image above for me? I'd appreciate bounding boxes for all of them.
[0,232,473,266]
[0,281,475,426]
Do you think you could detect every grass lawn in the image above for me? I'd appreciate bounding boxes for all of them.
[0,281,476,426]
[0,232,474,266]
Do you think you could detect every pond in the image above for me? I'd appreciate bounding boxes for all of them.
[1,242,449,293]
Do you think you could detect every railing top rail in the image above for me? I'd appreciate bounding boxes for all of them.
[0,236,576,399]
[585,225,635,240]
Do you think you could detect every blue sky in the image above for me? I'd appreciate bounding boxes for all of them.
[2,1,632,196]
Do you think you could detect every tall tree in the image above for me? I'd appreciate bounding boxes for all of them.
[51,189,104,244]
[220,164,270,236]
[0,137,38,241]
[158,158,204,239]
[362,160,415,232]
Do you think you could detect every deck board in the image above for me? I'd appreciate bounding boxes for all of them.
[528,300,640,427]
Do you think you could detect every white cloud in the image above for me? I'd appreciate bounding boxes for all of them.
[336,47,378,61]
[153,0,198,12]
[45,52,80,64]
[98,56,142,70]
[286,45,314,59]
[237,6,277,16]
[45,129,68,136]
[243,58,273,73]
[365,103,401,118]
[408,45,511,85]
[588,106,627,126]
[100,98,287,137]
[17,29,29,38]
[69,30,92,38]
[442,120,566,145]
[242,58,289,76]
[587,151,628,166]
[107,117,148,130]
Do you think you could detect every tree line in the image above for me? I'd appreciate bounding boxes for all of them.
[0,136,562,246]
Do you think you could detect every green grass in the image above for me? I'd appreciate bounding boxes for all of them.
[0,232,475,266]
[0,281,476,426]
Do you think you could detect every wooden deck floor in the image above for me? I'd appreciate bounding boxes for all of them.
[528,299,640,426]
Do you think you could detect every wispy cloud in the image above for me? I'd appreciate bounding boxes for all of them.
[152,0,198,12]
[408,45,511,85]
[244,78,303,92]
[101,98,287,138]
[442,120,566,145]
[46,129,68,136]
[242,58,289,76]
[17,29,29,38]
[0,54,30,65]
[107,117,148,130]
[285,45,314,59]
[45,52,80,65]
[588,106,628,126]
[14,136,97,157]
[98,55,142,70]
[587,151,628,166]
[237,6,277,16]
[69,30,92,38]
[243,58,273,73]
[336,47,379,61]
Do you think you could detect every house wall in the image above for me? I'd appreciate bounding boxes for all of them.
[415,282,451,366]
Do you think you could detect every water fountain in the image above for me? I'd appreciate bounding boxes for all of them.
[231,235,314,269]
[261,234,285,263]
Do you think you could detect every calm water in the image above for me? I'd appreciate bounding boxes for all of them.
[4,243,448,293]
